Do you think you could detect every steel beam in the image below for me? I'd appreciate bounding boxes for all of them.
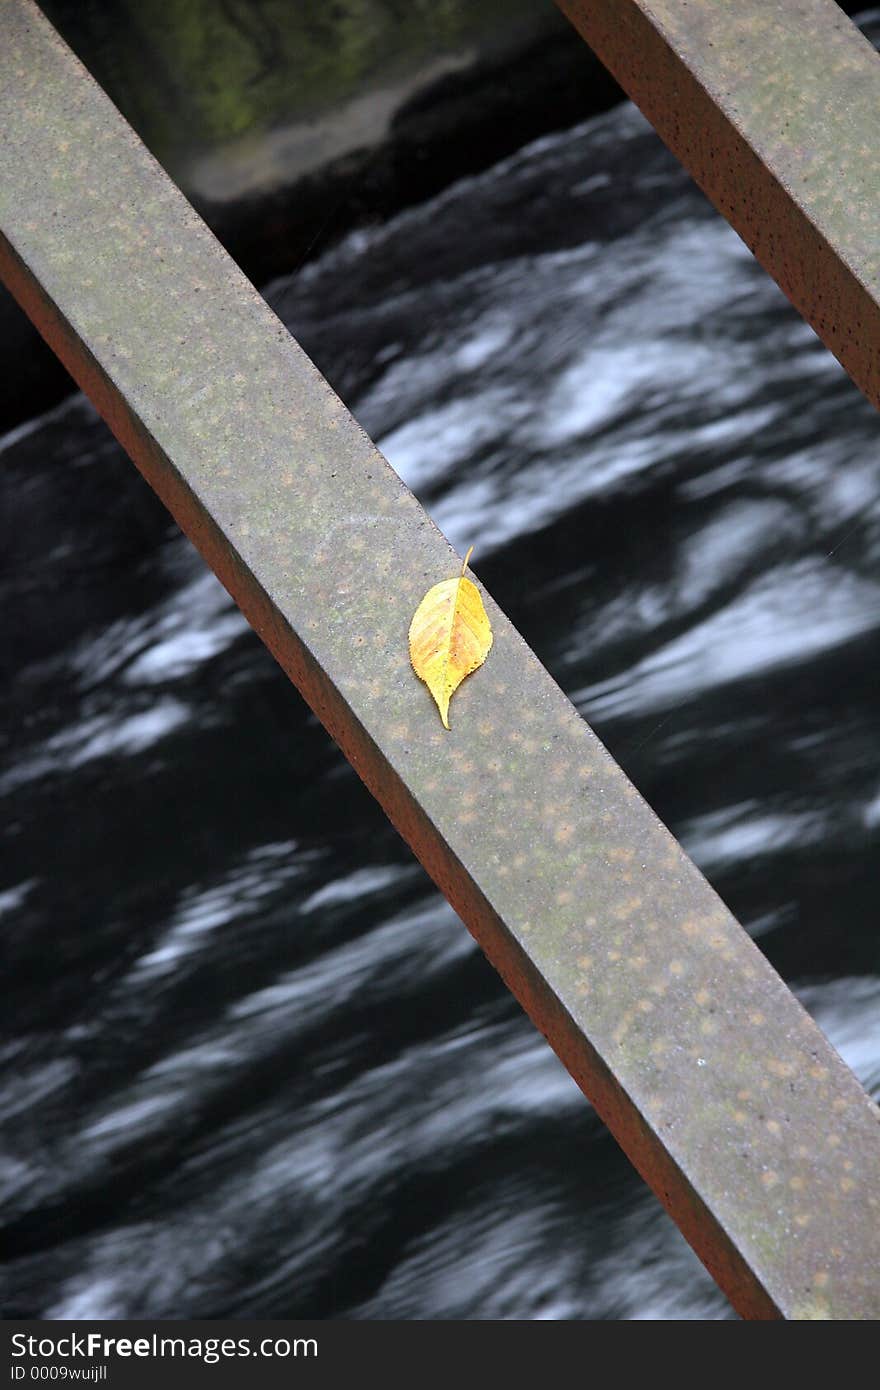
[555,0,880,412]
[1,0,879,1318]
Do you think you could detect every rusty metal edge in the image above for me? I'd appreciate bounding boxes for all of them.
[554,0,880,413]
[2,0,879,1319]
[0,225,781,1319]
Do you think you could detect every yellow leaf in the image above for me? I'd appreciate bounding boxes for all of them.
[408,546,493,729]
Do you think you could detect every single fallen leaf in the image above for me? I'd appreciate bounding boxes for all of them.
[408,546,493,729]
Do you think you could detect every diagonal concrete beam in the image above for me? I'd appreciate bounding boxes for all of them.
[2,0,878,1317]
[556,0,880,412]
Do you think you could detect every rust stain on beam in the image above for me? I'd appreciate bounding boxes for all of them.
[1,0,879,1318]
[555,0,880,411]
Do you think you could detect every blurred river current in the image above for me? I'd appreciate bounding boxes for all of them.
[2,43,880,1318]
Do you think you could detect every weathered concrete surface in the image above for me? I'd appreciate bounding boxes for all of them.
[2,0,879,1318]
[556,0,880,413]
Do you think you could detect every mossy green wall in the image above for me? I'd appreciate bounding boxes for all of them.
[40,0,557,174]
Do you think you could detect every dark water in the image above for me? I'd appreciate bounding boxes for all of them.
[3,43,880,1317]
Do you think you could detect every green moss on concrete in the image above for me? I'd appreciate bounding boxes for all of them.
[39,0,559,172]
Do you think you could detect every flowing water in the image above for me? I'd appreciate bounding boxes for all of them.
[3,28,880,1318]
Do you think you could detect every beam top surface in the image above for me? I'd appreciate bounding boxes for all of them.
[1,0,879,1318]
[558,0,880,411]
